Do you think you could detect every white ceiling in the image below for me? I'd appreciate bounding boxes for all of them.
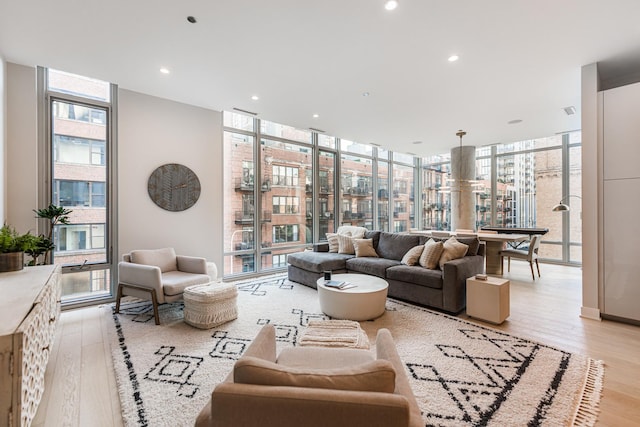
[2,0,640,156]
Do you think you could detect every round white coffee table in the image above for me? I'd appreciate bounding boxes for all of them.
[317,273,389,321]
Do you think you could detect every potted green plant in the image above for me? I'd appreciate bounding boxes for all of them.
[0,224,38,272]
[33,204,72,264]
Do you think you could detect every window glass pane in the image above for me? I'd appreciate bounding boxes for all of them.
[318,134,336,149]
[393,152,414,165]
[340,139,373,156]
[318,150,336,237]
[48,69,110,102]
[475,157,491,228]
[340,154,373,228]
[568,143,582,263]
[223,111,254,131]
[421,161,451,230]
[377,161,389,231]
[60,269,110,302]
[223,131,256,274]
[393,163,414,229]
[261,138,312,250]
[377,147,389,160]
[261,120,311,143]
[476,146,492,157]
[52,99,107,269]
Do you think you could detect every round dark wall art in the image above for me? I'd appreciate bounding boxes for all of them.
[147,163,201,212]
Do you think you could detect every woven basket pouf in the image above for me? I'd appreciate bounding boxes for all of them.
[183,282,238,329]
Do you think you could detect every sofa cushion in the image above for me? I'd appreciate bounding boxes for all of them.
[130,247,177,273]
[288,251,352,273]
[346,257,400,278]
[161,271,211,296]
[326,233,340,252]
[234,356,396,393]
[353,238,378,257]
[336,226,367,239]
[386,265,444,290]
[364,230,381,250]
[376,232,422,261]
[453,237,480,256]
[439,237,469,270]
[419,239,444,270]
[337,233,356,254]
[401,245,424,266]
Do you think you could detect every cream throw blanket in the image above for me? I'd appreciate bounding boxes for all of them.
[298,320,370,349]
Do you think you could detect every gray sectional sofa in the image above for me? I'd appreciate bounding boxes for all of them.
[287,231,485,314]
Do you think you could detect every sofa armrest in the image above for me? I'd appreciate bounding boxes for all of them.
[118,261,162,289]
[176,255,208,274]
[442,255,485,313]
[203,383,410,427]
[313,242,329,252]
[242,324,277,363]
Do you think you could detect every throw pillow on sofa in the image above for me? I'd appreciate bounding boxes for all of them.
[353,238,379,257]
[419,239,444,269]
[338,233,356,254]
[326,233,340,253]
[401,245,424,266]
[438,237,469,270]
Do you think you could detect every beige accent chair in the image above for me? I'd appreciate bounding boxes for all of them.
[499,234,542,280]
[195,324,422,427]
[115,248,211,324]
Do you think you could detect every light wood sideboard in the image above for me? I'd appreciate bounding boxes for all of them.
[0,264,61,427]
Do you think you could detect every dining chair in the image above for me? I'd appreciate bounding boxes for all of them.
[499,235,542,280]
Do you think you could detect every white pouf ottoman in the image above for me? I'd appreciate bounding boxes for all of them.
[183,282,238,329]
[298,320,370,349]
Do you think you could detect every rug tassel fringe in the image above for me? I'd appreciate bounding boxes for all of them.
[571,358,604,427]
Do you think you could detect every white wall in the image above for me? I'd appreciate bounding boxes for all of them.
[6,63,38,234]
[118,89,224,270]
[0,54,5,225]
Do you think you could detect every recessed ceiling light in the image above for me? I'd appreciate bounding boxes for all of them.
[448,55,459,62]
[362,92,370,97]
[313,114,319,118]
[507,119,523,125]
[159,67,170,74]
[384,1,398,11]
[251,95,259,101]
[412,141,423,145]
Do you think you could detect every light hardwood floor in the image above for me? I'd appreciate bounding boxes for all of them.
[33,262,640,426]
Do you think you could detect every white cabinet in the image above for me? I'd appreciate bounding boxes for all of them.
[0,265,61,426]
[603,81,640,180]
[602,81,640,322]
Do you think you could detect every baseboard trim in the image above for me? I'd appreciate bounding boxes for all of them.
[580,306,601,321]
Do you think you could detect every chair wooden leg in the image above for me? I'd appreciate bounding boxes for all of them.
[507,257,511,272]
[529,261,535,280]
[150,288,160,325]
[115,284,123,313]
[535,259,541,278]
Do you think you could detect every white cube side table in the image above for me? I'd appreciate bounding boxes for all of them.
[466,276,510,324]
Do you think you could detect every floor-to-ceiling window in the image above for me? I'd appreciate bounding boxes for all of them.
[223,110,580,276]
[422,132,581,264]
[42,68,117,304]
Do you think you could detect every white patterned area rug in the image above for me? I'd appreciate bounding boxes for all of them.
[105,274,603,427]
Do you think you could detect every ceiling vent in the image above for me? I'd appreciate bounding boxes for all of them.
[563,106,577,115]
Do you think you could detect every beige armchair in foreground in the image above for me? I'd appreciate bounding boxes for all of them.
[195,324,422,427]
[115,248,211,324]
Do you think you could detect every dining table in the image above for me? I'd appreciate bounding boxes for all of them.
[410,230,529,275]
